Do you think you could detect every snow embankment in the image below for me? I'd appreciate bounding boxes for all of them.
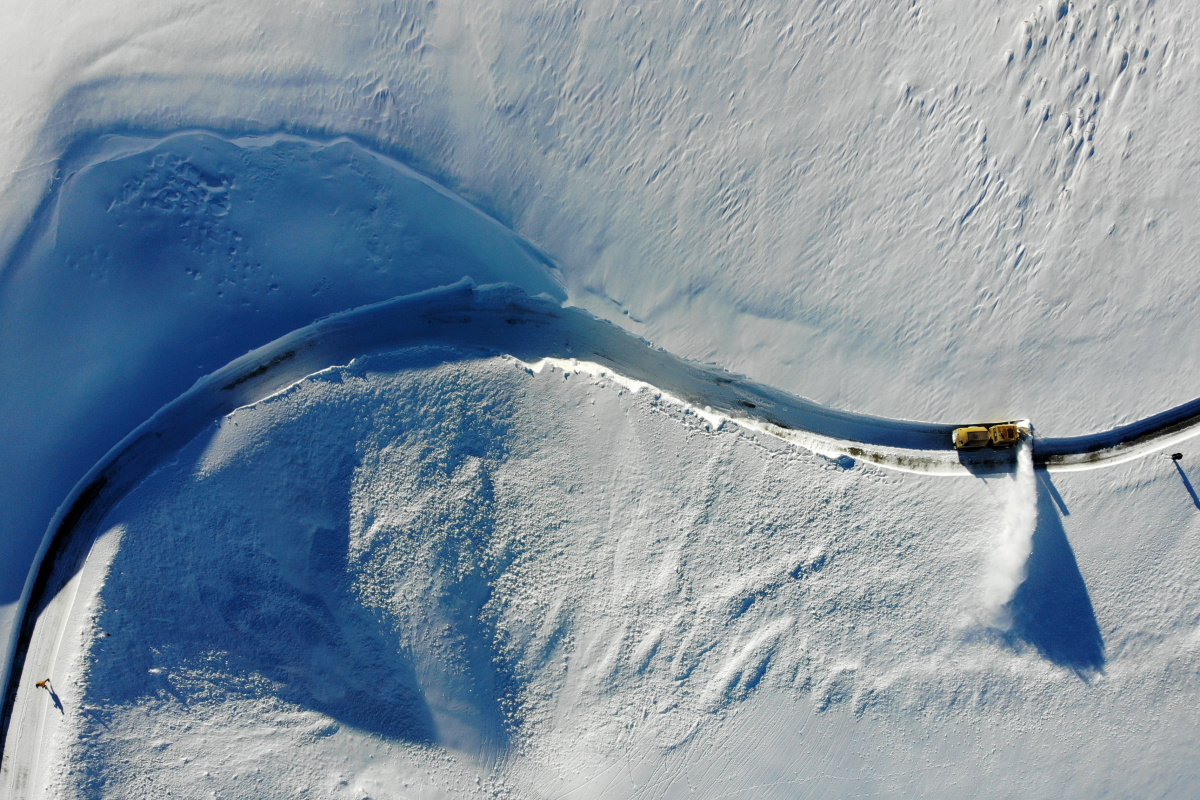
[8,278,1200,795]
[0,279,988,751]
[10,276,1200,753]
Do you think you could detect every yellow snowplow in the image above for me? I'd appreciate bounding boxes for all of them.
[953,422,1031,450]
[952,426,991,449]
[988,423,1026,447]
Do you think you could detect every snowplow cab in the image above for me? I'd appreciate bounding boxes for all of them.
[988,423,1027,447]
[953,426,991,449]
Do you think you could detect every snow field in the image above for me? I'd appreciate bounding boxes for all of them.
[1,0,1199,795]
[0,131,563,678]
[24,349,1200,798]
[5,1,1200,434]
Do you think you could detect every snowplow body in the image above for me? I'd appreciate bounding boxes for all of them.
[953,426,991,449]
[988,423,1025,447]
[952,422,1031,450]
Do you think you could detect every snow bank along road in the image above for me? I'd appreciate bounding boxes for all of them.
[5,279,1200,772]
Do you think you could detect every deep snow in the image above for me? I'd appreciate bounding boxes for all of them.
[9,349,1200,798]
[3,0,1200,795]
[5,1,1200,435]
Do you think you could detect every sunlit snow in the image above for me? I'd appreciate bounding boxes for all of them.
[3,0,1200,796]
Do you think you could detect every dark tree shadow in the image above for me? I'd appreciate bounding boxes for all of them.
[1006,472,1105,677]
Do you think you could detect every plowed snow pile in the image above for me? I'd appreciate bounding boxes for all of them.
[32,351,1200,798]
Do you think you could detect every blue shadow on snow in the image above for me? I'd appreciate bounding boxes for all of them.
[1173,459,1200,510]
[1006,472,1105,677]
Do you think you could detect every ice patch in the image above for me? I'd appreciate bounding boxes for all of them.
[980,440,1037,628]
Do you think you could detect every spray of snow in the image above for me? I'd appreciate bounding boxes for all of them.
[980,439,1037,628]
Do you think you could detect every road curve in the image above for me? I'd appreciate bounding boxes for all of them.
[4,280,1200,776]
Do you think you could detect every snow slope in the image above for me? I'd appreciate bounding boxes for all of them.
[7,279,1200,759]
[5,119,1200,705]
[5,1,1200,435]
[2,0,1200,793]
[7,348,1200,798]
[0,132,563,692]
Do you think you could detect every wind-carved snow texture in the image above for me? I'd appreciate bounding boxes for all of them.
[28,351,1200,798]
[6,1,1200,437]
[7,108,1200,704]
[980,440,1037,629]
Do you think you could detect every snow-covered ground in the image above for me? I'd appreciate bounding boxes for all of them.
[4,1,1200,433]
[0,133,565,689]
[9,349,1200,798]
[4,0,1200,795]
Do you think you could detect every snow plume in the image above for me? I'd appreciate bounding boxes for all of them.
[981,440,1037,628]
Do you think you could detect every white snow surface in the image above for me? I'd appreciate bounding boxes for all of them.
[3,1,1200,434]
[12,350,1200,798]
[4,0,1200,794]
[0,131,565,671]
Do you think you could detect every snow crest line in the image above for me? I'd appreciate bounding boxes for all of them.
[517,357,917,468]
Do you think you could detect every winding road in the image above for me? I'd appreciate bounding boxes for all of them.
[3,279,1200,791]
